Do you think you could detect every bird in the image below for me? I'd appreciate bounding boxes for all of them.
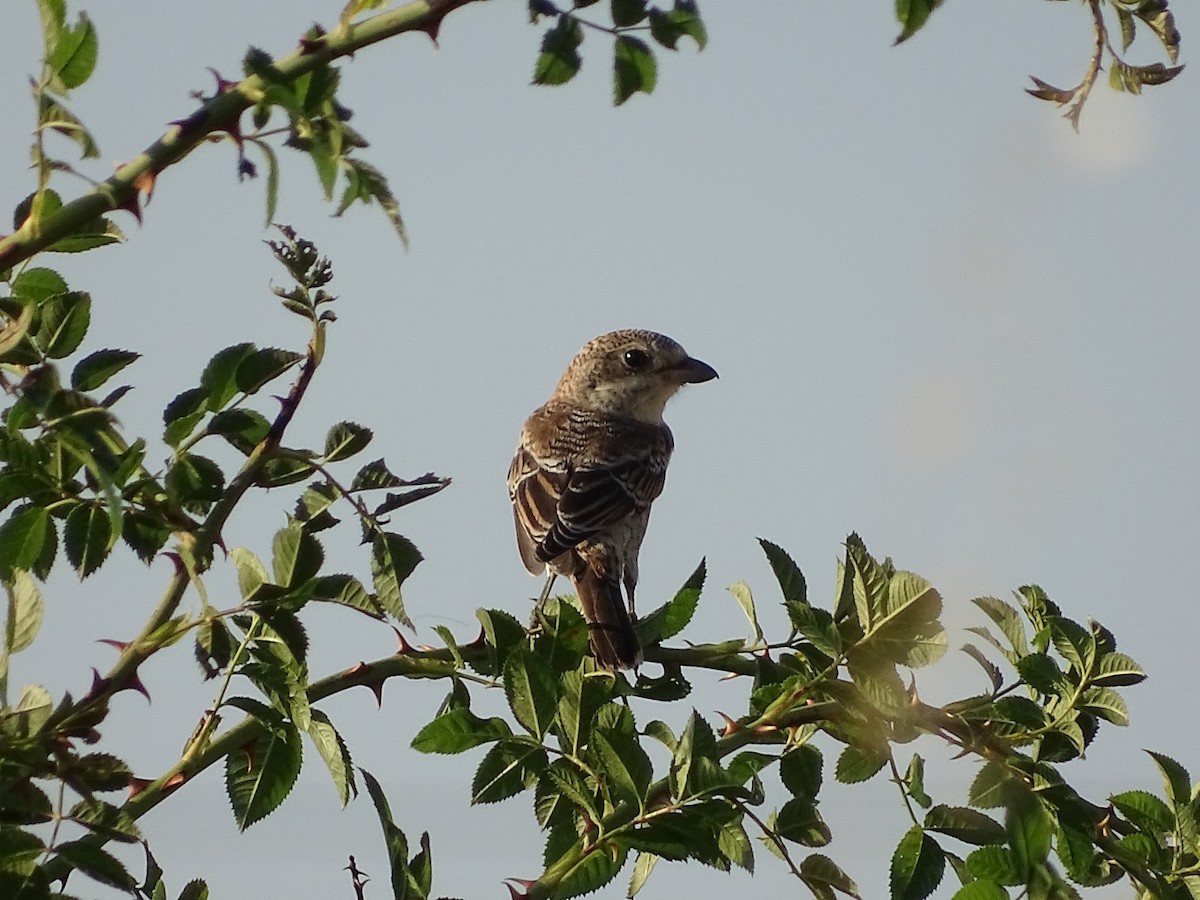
[507,329,717,669]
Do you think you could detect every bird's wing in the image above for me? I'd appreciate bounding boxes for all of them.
[508,444,560,574]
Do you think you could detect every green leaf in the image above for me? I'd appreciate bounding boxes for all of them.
[1080,686,1128,726]
[504,646,559,740]
[894,0,944,45]
[4,569,45,656]
[555,844,626,899]
[950,882,1008,900]
[121,511,170,564]
[225,719,302,829]
[1017,652,1065,695]
[53,839,136,890]
[593,728,653,812]
[1110,790,1173,835]
[964,845,1022,886]
[411,707,512,754]
[1092,651,1146,687]
[177,880,210,900]
[323,421,373,462]
[612,0,647,27]
[306,709,356,806]
[68,797,142,843]
[271,523,323,589]
[968,763,1016,810]
[335,158,408,247]
[371,531,422,628]
[638,557,704,643]
[1146,750,1191,811]
[310,573,382,618]
[890,826,945,900]
[234,348,303,395]
[776,798,831,847]
[0,506,53,577]
[800,853,860,899]
[209,409,270,455]
[971,596,1028,658]
[35,290,90,358]
[960,642,1003,692]
[648,2,708,51]
[1006,795,1053,877]
[834,743,888,784]
[533,15,583,86]
[351,457,405,491]
[613,34,656,105]
[718,815,754,872]
[1049,617,1094,674]
[70,349,139,392]
[11,266,67,302]
[360,768,412,900]
[162,387,207,447]
[471,737,546,804]
[728,580,764,644]
[628,851,659,898]
[905,754,931,809]
[165,453,224,515]
[46,11,98,89]
[199,343,256,409]
[1135,1,1181,63]
[64,502,114,577]
[780,744,822,803]
[924,805,1005,846]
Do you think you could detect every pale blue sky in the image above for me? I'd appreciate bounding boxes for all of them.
[3,2,1198,898]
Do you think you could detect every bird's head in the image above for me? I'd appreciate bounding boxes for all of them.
[554,329,718,423]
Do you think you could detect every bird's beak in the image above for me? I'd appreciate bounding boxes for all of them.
[676,356,718,384]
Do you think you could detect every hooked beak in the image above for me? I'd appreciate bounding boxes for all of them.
[676,356,718,384]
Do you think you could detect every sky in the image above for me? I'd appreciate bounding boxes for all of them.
[2,1,1199,898]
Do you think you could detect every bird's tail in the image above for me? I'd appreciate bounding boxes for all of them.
[574,566,642,670]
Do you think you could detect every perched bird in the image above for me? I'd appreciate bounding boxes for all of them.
[507,329,717,669]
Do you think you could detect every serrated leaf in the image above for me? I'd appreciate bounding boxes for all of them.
[351,457,404,490]
[638,557,704,644]
[271,523,323,589]
[53,839,136,890]
[835,743,888,784]
[905,754,931,809]
[780,744,823,802]
[1146,750,1191,811]
[964,845,1022,885]
[209,408,270,455]
[1006,795,1053,876]
[411,707,512,754]
[1092,651,1146,687]
[971,596,1028,658]
[165,453,224,515]
[70,349,139,391]
[628,851,659,898]
[5,570,45,656]
[924,805,1005,846]
[360,768,411,900]
[895,0,944,45]
[728,580,763,644]
[310,573,382,618]
[306,709,355,806]
[200,343,256,410]
[225,720,302,829]
[776,798,831,846]
[234,347,303,395]
[64,502,114,577]
[960,642,1003,692]
[800,852,861,898]
[890,826,945,900]
[648,2,708,51]
[1110,789,1173,835]
[162,387,207,447]
[593,728,653,812]
[1080,686,1128,726]
[950,881,1008,899]
[471,737,546,804]
[47,11,98,89]
[613,34,656,105]
[533,15,583,86]
[0,506,53,577]
[323,421,373,462]
[555,843,625,899]
[504,646,559,740]
[371,531,421,628]
[35,290,90,358]
[68,797,142,843]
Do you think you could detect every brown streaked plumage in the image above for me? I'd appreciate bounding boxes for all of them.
[507,329,717,669]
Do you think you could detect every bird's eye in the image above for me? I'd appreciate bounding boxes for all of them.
[622,348,651,370]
